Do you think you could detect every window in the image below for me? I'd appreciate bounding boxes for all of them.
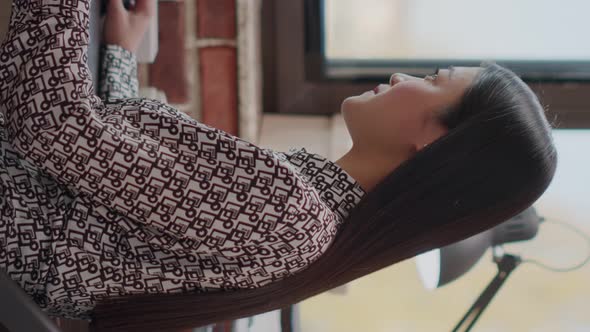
[323,0,590,80]
[262,0,590,128]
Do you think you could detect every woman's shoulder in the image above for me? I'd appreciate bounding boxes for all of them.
[270,146,367,219]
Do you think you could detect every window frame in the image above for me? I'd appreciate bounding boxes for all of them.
[262,0,590,128]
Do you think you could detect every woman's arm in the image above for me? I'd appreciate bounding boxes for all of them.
[3,0,314,252]
[98,44,139,100]
[98,0,150,100]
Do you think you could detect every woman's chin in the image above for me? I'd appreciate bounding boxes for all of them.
[341,92,373,113]
[340,99,354,114]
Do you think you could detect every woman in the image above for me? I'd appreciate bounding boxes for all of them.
[0,1,557,331]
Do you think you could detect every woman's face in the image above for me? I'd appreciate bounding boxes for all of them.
[341,66,483,156]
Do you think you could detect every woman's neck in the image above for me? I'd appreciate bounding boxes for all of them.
[334,147,408,193]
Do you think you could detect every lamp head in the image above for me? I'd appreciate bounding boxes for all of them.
[416,206,541,289]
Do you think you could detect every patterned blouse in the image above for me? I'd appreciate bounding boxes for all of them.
[0,1,366,321]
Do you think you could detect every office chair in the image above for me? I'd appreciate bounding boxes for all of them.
[0,270,62,332]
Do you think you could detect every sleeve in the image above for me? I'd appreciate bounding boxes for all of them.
[4,4,309,252]
[51,105,307,249]
[98,44,139,100]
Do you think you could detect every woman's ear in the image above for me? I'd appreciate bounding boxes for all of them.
[416,120,447,151]
[413,141,429,152]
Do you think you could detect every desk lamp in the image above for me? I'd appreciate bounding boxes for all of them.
[416,206,541,332]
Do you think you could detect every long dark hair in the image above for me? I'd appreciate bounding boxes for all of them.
[89,63,558,332]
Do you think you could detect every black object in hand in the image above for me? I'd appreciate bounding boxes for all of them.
[100,0,137,15]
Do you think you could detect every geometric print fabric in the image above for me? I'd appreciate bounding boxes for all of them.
[0,0,366,321]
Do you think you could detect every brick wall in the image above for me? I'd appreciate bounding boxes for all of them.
[139,0,261,141]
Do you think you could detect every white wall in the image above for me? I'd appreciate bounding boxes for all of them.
[257,113,352,161]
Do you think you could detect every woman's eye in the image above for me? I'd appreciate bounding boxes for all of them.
[425,74,438,82]
[425,67,439,82]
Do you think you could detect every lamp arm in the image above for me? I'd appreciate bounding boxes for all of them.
[451,254,521,332]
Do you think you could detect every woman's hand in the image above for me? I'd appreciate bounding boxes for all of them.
[102,0,157,54]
